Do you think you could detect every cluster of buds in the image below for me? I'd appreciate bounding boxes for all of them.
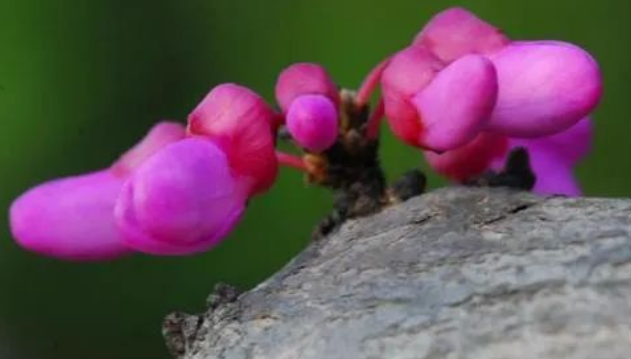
[9,7,601,261]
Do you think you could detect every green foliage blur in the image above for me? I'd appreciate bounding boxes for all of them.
[0,0,628,358]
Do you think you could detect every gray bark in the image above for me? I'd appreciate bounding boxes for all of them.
[164,187,631,359]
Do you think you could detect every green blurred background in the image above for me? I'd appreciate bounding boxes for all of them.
[0,0,628,358]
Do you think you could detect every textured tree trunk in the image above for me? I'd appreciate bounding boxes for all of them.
[163,187,631,359]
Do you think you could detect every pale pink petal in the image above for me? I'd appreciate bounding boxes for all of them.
[286,94,338,152]
[115,138,247,256]
[111,121,185,176]
[425,132,508,182]
[486,41,602,137]
[413,7,509,62]
[9,170,130,261]
[381,46,443,146]
[413,55,498,151]
[275,63,339,112]
[188,83,278,195]
[381,46,444,98]
[491,146,582,196]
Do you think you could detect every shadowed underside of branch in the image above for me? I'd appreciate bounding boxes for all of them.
[164,187,631,359]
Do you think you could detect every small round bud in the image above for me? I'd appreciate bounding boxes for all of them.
[286,94,338,152]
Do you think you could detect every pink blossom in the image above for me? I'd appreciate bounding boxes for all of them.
[275,63,340,152]
[380,7,601,151]
[11,83,282,260]
[116,83,280,255]
[9,122,185,260]
[382,50,498,151]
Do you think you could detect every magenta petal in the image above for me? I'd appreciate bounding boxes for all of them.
[115,138,247,256]
[111,121,186,176]
[487,41,602,137]
[413,7,509,62]
[413,55,498,151]
[9,170,130,261]
[286,95,338,152]
[490,119,593,196]
[511,117,593,166]
[529,154,582,196]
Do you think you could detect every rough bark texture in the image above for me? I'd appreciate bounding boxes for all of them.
[165,187,631,359]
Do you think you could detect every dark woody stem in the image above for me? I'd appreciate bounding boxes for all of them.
[303,90,426,240]
[276,86,537,240]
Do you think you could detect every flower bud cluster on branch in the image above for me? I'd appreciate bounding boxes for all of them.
[9,7,601,261]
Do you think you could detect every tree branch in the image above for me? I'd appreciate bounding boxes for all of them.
[164,187,631,359]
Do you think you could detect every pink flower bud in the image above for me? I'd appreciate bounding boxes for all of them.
[382,48,497,151]
[414,8,601,138]
[9,121,185,261]
[188,83,279,196]
[115,138,247,256]
[286,94,338,152]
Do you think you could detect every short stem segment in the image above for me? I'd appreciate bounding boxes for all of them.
[356,57,391,107]
[366,97,385,140]
[276,151,308,172]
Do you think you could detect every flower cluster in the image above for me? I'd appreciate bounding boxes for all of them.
[364,8,600,193]
[9,7,601,261]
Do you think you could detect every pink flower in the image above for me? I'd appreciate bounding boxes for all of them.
[380,7,601,151]
[11,82,281,260]
[116,83,281,255]
[275,63,339,152]
[9,122,185,261]
[382,49,498,151]
[426,117,593,196]
[188,83,279,195]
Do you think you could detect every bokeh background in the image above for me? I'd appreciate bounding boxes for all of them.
[0,0,629,358]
